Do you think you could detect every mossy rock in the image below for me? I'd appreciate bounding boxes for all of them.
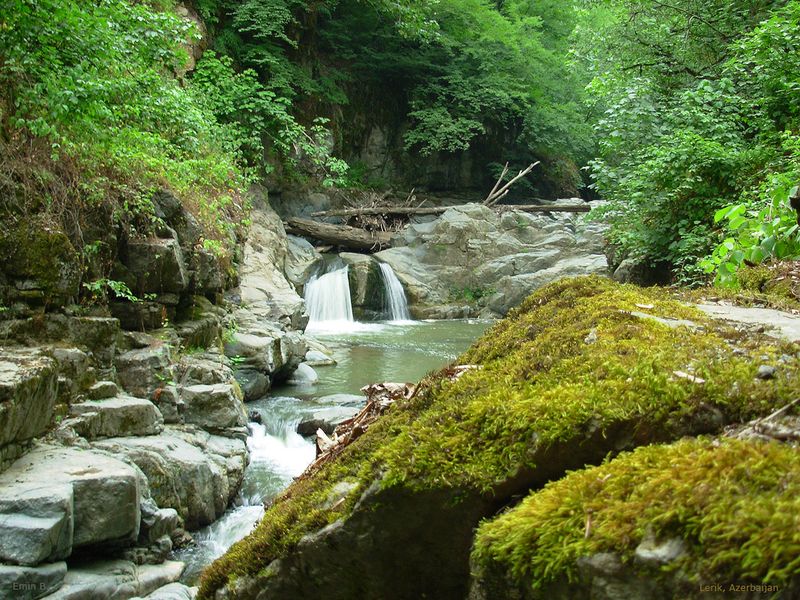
[471,436,800,599]
[199,276,800,600]
[0,220,81,302]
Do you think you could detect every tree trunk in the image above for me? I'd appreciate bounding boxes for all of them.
[285,217,393,251]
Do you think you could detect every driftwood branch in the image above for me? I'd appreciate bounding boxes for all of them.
[484,161,540,205]
[310,202,590,218]
[285,217,392,251]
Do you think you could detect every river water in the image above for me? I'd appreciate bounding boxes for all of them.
[176,318,490,583]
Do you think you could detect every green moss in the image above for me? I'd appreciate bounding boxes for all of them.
[198,276,800,598]
[472,437,800,591]
[0,220,81,300]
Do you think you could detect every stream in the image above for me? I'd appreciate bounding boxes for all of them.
[176,318,491,583]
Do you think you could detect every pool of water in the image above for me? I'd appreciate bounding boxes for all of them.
[175,318,491,583]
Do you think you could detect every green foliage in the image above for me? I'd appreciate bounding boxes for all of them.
[448,285,496,304]
[202,0,591,185]
[0,0,249,283]
[191,51,347,184]
[82,278,141,303]
[578,0,800,284]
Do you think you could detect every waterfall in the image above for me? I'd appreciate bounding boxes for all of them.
[304,266,354,328]
[379,263,412,321]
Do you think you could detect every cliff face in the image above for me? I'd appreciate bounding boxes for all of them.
[199,276,800,599]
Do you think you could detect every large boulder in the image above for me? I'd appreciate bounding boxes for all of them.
[224,328,307,393]
[339,253,385,318]
[0,446,144,556]
[69,396,164,439]
[93,428,247,529]
[199,277,800,600]
[236,195,307,329]
[0,349,58,465]
[180,384,247,432]
[118,233,188,297]
[116,346,174,399]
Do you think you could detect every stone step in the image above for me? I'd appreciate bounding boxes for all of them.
[69,396,163,439]
[0,446,144,565]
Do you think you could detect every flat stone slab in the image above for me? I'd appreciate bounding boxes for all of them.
[696,303,800,342]
[0,485,73,566]
[0,561,66,600]
[43,559,184,600]
[0,446,142,553]
[70,396,163,439]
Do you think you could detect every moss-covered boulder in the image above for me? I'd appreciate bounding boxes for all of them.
[470,436,800,599]
[199,276,800,600]
[0,220,81,304]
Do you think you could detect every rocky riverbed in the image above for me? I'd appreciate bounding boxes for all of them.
[0,193,616,600]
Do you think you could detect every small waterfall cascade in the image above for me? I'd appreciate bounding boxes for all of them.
[176,417,315,582]
[304,265,354,327]
[379,263,411,321]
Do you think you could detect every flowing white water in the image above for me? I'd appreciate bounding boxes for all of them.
[379,263,412,322]
[176,416,315,582]
[304,266,354,332]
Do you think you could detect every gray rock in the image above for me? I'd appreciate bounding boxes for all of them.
[140,582,197,600]
[149,386,183,424]
[0,561,66,600]
[65,317,119,369]
[315,393,366,406]
[87,381,119,400]
[487,254,609,315]
[284,235,322,288]
[121,234,188,296]
[0,485,73,566]
[93,429,246,529]
[287,363,318,386]
[44,559,184,600]
[304,349,336,367]
[237,199,307,329]
[756,364,777,380]
[175,355,234,387]
[0,349,58,452]
[138,499,180,546]
[0,446,143,552]
[375,203,610,317]
[50,348,94,395]
[339,253,385,316]
[189,248,225,296]
[121,535,173,566]
[69,396,164,439]
[180,384,247,432]
[116,346,174,399]
[232,368,270,403]
[297,406,360,436]
[224,329,306,385]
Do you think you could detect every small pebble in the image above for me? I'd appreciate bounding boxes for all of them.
[756,365,777,380]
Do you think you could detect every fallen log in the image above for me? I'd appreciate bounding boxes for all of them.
[310,202,591,218]
[285,217,393,251]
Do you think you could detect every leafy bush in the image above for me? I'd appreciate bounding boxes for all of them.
[579,0,800,285]
[1,0,248,262]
